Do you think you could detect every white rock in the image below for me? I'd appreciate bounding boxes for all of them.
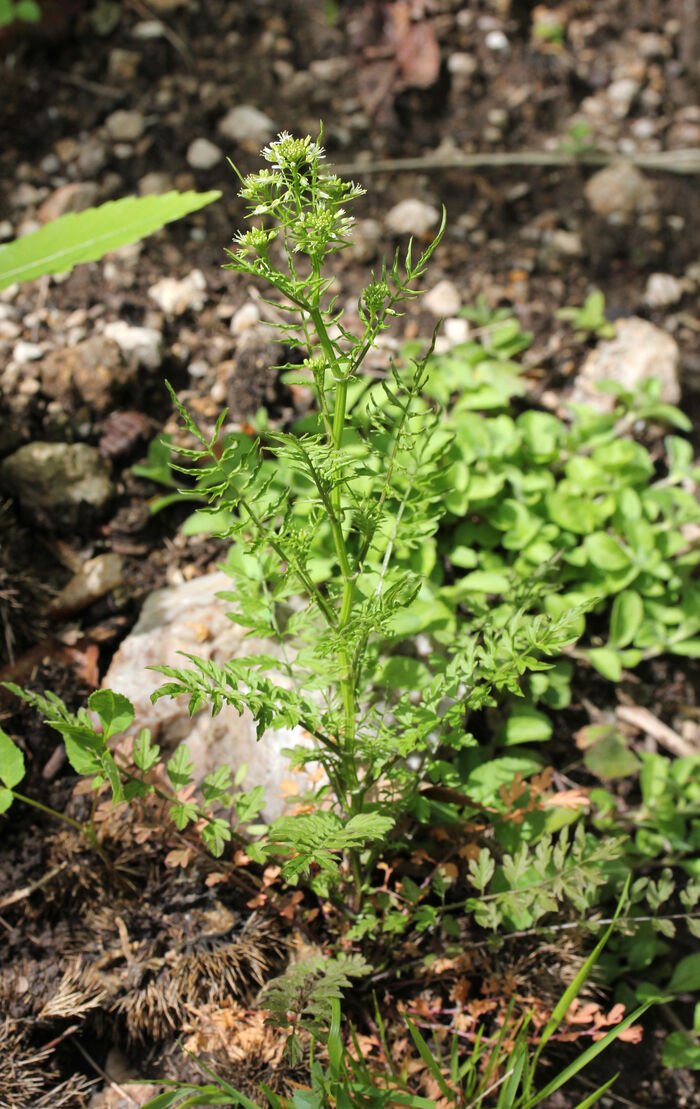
[230,301,260,334]
[424,279,461,317]
[637,32,671,59]
[584,163,656,222]
[644,273,683,308]
[386,197,440,236]
[309,56,352,82]
[350,218,383,262]
[105,109,146,142]
[485,30,509,50]
[434,316,470,353]
[544,229,585,256]
[131,20,165,39]
[443,317,470,346]
[104,321,164,369]
[571,317,680,411]
[138,171,174,196]
[148,269,207,315]
[447,52,478,78]
[218,105,276,145]
[606,78,640,119]
[0,220,13,241]
[12,340,44,364]
[101,571,322,821]
[50,553,124,617]
[186,138,224,170]
[76,138,108,177]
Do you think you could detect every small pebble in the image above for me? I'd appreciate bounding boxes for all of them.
[424,280,461,317]
[186,138,224,170]
[148,270,207,315]
[105,109,146,142]
[13,341,44,364]
[386,198,440,236]
[131,20,165,39]
[231,302,260,334]
[644,273,683,308]
[218,105,276,144]
[485,30,509,51]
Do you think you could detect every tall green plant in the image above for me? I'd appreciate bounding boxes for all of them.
[132,132,587,899]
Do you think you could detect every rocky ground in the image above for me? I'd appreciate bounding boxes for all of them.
[0,1,699,1106]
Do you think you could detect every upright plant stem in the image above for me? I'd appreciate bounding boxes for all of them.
[309,304,358,796]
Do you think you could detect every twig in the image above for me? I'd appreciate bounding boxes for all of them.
[125,0,192,65]
[69,1037,139,1107]
[616,704,696,758]
[54,71,124,99]
[334,148,700,177]
[0,863,67,909]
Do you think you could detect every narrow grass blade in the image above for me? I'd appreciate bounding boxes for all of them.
[569,1075,618,1109]
[524,1000,655,1107]
[405,1017,455,1101]
[531,876,631,1069]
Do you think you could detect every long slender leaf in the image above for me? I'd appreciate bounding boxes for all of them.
[531,876,631,1070]
[405,1017,455,1101]
[0,190,220,289]
[569,1076,618,1109]
[524,1000,656,1108]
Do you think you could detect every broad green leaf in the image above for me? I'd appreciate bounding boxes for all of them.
[584,532,630,571]
[0,190,221,289]
[586,647,622,682]
[380,655,431,690]
[0,787,14,813]
[498,706,552,745]
[546,490,596,534]
[458,570,511,594]
[669,952,700,993]
[609,590,643,647]
[88,689,135,740]
[584,731,641,780]
[0,726,25,789]
[662,1031,700,1070]
[181,508,235,536]
[670,638,700,658]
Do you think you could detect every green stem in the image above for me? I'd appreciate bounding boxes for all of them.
[310,305,358,787]
[11,789,111,868]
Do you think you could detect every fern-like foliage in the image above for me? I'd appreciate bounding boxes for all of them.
[0,190,220,289]
[262,953,370,1064]
[248,811,395,889]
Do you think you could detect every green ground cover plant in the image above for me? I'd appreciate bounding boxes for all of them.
[0,0,40,27]
[3,130,698,1102]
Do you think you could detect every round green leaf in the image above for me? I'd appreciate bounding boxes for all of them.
[587,647,622,682]
[88,689,135,739]
[584,732,641,780]
[498,706,552,745]
[609,590,644,647]
[584,532,631,571]
[0,726,25,789]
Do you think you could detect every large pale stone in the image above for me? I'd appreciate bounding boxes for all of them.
[102,572,320,822]
[570,317,680,411]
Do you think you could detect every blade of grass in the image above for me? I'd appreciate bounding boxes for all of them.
[523,999,655,1107]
